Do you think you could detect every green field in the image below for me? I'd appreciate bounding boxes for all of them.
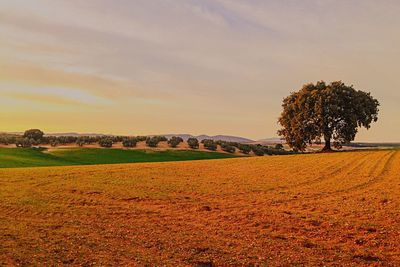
[0,148,237,168]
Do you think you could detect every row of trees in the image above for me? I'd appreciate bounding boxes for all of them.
[200,139,288,155]
[1,129,290,156]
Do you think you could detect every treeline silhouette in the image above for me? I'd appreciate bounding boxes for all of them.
[0,129,293,156]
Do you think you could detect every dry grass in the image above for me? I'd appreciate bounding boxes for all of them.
[0,150,399,266]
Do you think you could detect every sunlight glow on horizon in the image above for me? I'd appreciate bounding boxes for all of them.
[1,0,399,141]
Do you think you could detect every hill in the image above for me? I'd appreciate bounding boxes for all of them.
[255,137,284,144]
[0,149,399,265]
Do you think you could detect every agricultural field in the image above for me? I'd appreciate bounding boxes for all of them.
[0,148,237,168]
[0,149,399,265]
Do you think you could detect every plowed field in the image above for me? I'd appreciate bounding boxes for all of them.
[0,150,399,266]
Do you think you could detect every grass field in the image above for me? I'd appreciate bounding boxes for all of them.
[0,149,399,265]
[0,147,237,168]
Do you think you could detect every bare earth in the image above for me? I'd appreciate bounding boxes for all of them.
[0,150,399,266]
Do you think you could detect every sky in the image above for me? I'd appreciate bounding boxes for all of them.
[1,0,399,141]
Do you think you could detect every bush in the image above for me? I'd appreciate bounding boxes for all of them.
[261,146,273,155]
[158,136,168,142]
[136,136,148,142]
[113,136,124,143]
[238,144,251,154]
[15,138,32,148]
[0,136,9,145]
[251,145,265,156]
[221,143,236,153]
[122,137,137,148]
[203,139,217,151]
[57,136,78,145]
[50,139,60,147]
[168,136,183,148]
[99,138,113,148]
[146,136,160,147]
[146,136,168,147]
[76,137,86,147]
[187,138,199,149]
[0,135,17,145]
[275,144,284,150]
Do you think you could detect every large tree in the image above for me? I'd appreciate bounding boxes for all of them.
[278,81,379,152]
[23,129,44,141]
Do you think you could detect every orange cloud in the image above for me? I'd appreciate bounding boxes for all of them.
[0,63,159,100]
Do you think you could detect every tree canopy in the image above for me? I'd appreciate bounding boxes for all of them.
[23,129,44,141]
[278,81,379,151]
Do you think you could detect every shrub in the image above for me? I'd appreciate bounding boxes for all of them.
[215,140,223,146]
[275,144,284,150]
[122,137,137,148]
[76,137,86,147]
[57,136,75,145]
[0,135,17,145]
[251,145,264,156]
[0,136,9,145]
[157,136,168,142]
[136,136,148,142]
[203,139,217,151]
[221,143,236,153]
[113,136,124,143]
[15,138,32,148]
[99,138,113,148]
[187,138,199,149]
[50,139,60,147]
[168,136,183,148]
[146,136,160,147]
[262,146,274,155]
[238,144,251,154]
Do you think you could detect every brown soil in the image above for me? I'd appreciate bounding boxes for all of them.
[0,150,399,265]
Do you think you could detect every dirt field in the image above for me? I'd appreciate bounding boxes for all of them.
[0,150,399,266]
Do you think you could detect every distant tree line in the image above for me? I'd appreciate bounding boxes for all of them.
[0,129,295,156]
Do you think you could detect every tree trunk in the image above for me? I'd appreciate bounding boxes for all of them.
[322,136,332,152]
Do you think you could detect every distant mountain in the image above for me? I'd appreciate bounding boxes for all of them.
[45,133,109,137]
[253,137,284,144]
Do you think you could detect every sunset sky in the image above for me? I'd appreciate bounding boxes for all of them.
[1,0,399,141]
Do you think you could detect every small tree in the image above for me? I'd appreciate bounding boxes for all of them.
[168,136,183,148]
[238,144,251,154]
[136,136,148,142]
[76,137,86,147]
[99,138,113,148]
[275,144,284,150]
[187,138,199,149]
[122,137,137,148]
[16,138,32,148]
[278,81,379,151]
[251,145,265,156]
[146,136,160,147]
[158,136,168,142]
[0,136,9,145]
[23,129,44,142]
[50,139,60,147]
[203,139,217,151]
[221,143,236,153]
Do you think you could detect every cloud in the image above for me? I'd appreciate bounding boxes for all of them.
[0,0,399,140]
[0,62,167,100]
